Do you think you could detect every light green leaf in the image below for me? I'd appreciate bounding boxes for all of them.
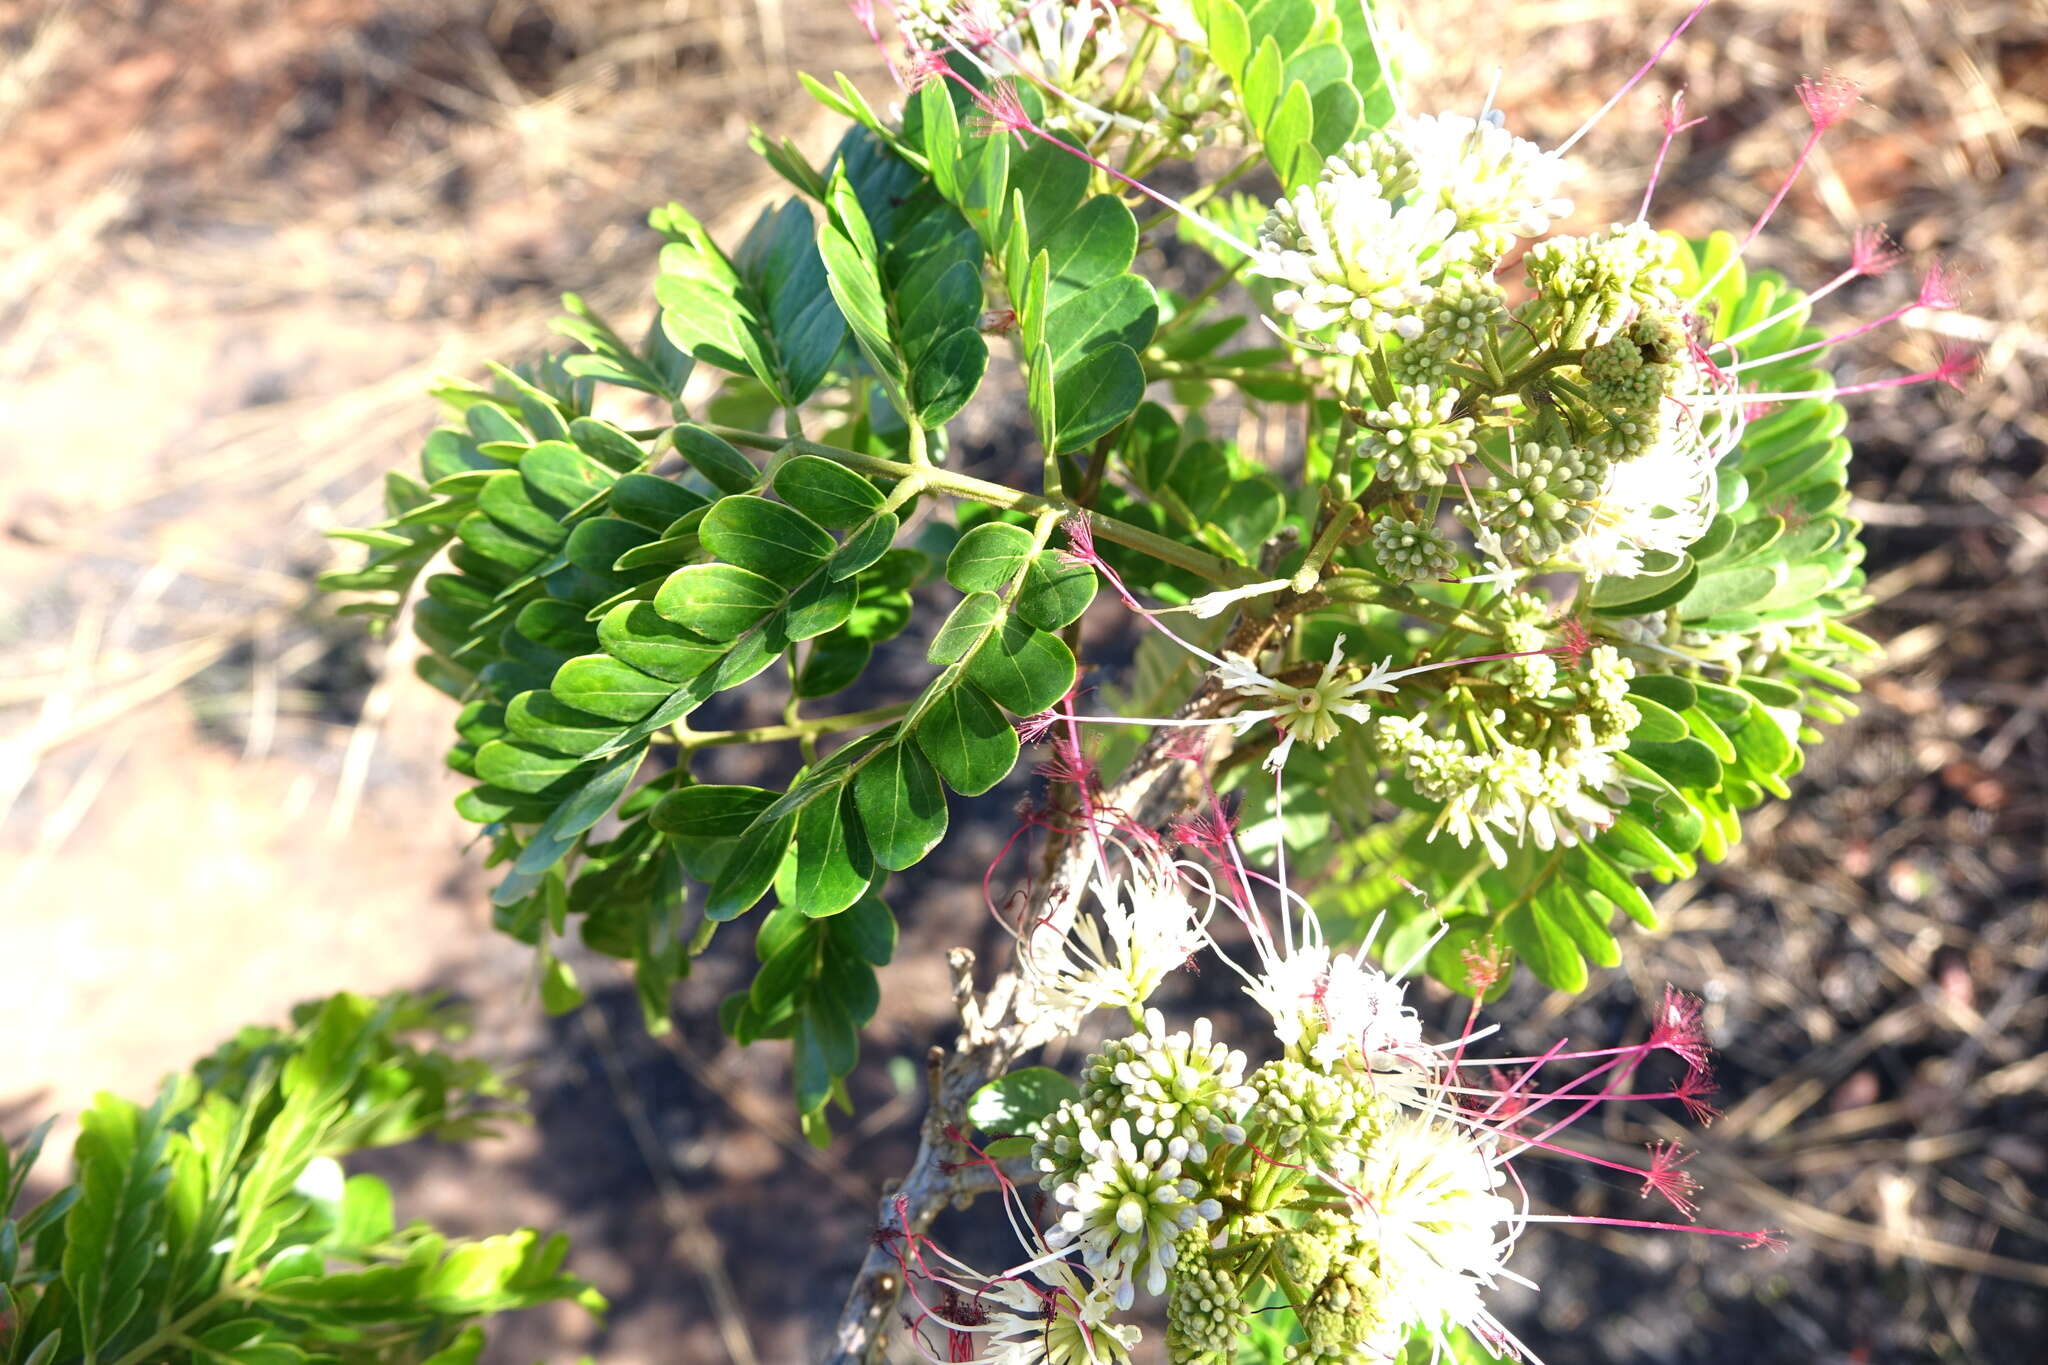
[966,1067,1079,1136]
[654,563,784,642]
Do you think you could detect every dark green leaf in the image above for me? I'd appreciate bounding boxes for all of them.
[650,785,777,839]
[772,456,885,530]
[790,785,875,918]
[930,592,1002,665]
[796,630,872,697]
[700,496,834,587]
[673,425,760,495]
[854,741,950,870]
[785,573,858,641]
[707,811,797,921]
[946,523,1036,592]
[1016,551,1097,630]
[654,563,784,641]
[964,617,1076,716]
[914,682,1019,796]
[827,512,899,581]
[1051,343,1145,453]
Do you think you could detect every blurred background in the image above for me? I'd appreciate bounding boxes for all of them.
[2,1,2043,1361]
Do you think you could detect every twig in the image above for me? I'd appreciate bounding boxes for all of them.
[818,704,1209,1364]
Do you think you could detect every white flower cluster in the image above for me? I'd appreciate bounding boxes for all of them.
[1018,836,1209,1029]
[1034,1012,1250,1304]
[1254,112,1572,352]
[1376,643,1641,866]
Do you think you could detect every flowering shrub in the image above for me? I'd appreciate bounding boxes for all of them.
[310,0,1971,1358]
[0,995,602,1365]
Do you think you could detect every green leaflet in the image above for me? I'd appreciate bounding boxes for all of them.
[7,995,596,1365]
[653,197,845,406]
[818,135,991,428]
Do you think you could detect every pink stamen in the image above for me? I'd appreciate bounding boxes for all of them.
[1797,71,1861,131]
[1695,73,1860,302]
[1650,986,1712,1075]
[1737,343,1979,402]
[1014,710,1063,744]
[1558,0,1713,154]
[1638,90,1708,221]
[1851,224,1903,277]
[1675,1067,1723,1125]
[1725,259,1960,374]
[902,45,953,92]
[969,78,1034,142]
[1641,1140,1701,1219]
[1551,616,1598,668]
[1712,226,1905,354]
[1515,1214,1786,1249]
[1916,258,1963,310]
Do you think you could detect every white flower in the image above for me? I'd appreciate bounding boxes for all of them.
[1015,0,1126,96]
[968,1257,1140,1364]
[1565,419,1718,578]
[1397,112,1574,259]
[1019,843,1205,1026]
[1352,1115,1517,1337]
[1255,174,1467,342]
[1177,576,1292,619]
[1217,635,1395,771]
[1247,943,1427,1070]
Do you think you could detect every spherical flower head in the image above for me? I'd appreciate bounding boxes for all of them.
[1045,1115,1215,1304]
[1081,1009,1254,1158]
[1524,221,1686,345]
[1395,111,1575,262]
[1361,383,1478,492]
[1291,1247,1403,1362]
[1352,1115,1516,1339]
[1254,174,1468,347]
[1584,315,1684,411]
[1412,274,1508,360]
[1483,438,1605,562]
[1165,1226,1249,1361]
[1245,1057,1398,1177]
[1371,514,1458,583]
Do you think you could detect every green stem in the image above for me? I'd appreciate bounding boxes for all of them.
[1146,358,1294,385]
[109,1291,237,1365]
[1152,259,1249,342]
[699,425,1249,587]
[673,702,911,752]
[1290,501,1361,593]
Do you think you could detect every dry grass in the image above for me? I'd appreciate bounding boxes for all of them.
[2,2,2043,1362]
